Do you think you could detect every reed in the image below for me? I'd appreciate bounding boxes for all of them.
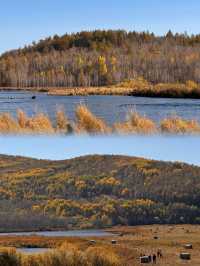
[56,109,73,134]
[0,113,21,134]
[86,247,120,266]
[75,104,111,134]
[0,106,199,135]
[0,244,121,266]
[160,116,200,134]
[114,111,157,135]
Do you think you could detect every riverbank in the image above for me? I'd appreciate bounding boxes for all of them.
[1,79,200,99]
[1,225,200,265]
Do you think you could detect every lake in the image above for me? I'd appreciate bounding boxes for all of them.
[0,229,113,237]
[1,90,200,124]
[17,248,50,254]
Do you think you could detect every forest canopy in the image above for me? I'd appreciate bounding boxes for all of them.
[1,30,200,87]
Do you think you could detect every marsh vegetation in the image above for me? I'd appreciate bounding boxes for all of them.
[0,105,200,134]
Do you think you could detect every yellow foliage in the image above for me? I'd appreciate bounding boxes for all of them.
[98,56,108,75]
[186,80,198,89]
[75,104,111,134]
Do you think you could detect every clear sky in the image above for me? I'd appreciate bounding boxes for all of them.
[1,0,200,54]
[0,136,200,166]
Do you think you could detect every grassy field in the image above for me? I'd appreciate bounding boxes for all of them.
[0,225,200,265]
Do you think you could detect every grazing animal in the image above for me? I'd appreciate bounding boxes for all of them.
[153,254,157,264]
[157,249,163,258]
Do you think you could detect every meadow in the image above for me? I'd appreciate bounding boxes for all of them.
[0,224,200,266]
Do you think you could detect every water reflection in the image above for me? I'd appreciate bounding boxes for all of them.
[1,91,200,124]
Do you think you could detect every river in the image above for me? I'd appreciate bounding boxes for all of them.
[1,90,200,124]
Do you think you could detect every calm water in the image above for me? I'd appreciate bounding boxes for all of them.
[1,90,200,124]
[17,248,50,254]
[0,229,113,237]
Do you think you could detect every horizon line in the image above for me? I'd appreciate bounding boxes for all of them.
[1,28,200,56]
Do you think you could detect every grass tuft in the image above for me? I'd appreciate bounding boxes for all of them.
[0,243,121,266]
[160,116,200,134]
[75,104,111,134]
[114,111,157,135]
[0,107,199,135]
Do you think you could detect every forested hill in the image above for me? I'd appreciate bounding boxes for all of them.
[1,30,200,87]
[1,154,200,206]
[1,154,200,231]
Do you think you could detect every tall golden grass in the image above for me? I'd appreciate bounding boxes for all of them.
[0,106,200,135]
[0,243,121,266]
[114,111,157,135]
[56,109,73,134]
[160,116,200,134]
[75,105,111,134]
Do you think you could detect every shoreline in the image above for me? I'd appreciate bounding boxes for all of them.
[1,86,200,99]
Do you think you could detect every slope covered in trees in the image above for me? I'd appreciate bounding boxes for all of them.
[0,154,200,231]
[1,30,200,87]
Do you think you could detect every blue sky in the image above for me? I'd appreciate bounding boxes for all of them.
[0,136,200,166]
[1,0,200,54]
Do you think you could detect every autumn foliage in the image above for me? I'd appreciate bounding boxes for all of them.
[1,154,200,231]
[2,30,200,89]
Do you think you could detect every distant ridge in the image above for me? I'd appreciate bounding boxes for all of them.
[1,30,200,88]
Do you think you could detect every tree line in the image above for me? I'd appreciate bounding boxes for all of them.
[1,30,200,87]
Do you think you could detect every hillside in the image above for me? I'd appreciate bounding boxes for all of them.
[1,30,200,89]
[0,154,200,231]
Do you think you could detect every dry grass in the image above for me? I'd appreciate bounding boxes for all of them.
[114,111,157,135]
[56,109,73,134]
[161,116,200,134]
[0,106,200,135]
[0,110,55,135]
[0,243,121,266]
[2,225,200,265]
[75,104,111,134]
[0,113,21,134]
[45,78,200,99]
[1,78,200,99]
[47,87,134,96]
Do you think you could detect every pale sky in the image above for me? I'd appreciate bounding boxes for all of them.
[1,0,200,54]
[0,136,199,166]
